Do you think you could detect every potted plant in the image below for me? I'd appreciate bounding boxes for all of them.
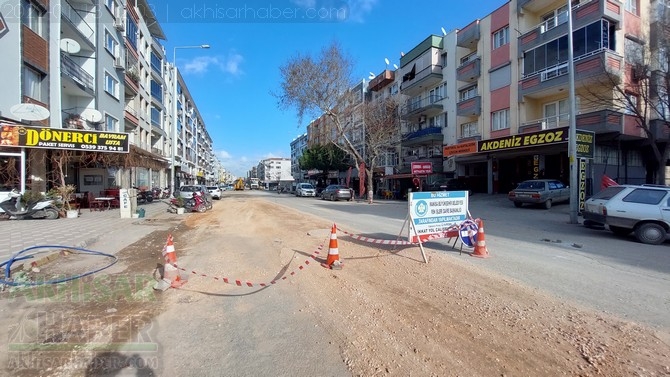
[49,184,77,218]
[173,196,185,214]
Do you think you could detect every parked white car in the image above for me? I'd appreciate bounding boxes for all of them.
[207,186,222,200]
[295,183,316,197]
[583,184,670,245]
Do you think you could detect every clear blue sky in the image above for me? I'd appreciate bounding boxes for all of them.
[149,0,505,178]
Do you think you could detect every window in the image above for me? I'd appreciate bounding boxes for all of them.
[523,20,614,78]
[459,85,477,102]
[105,30,118,56]
[150,80,163,102]
[105,0,116,14]
[105,114,118,132]
[428,115,442,128]
[493,26,509,49]
[460,52,477,66]
[22,0,45,37]
[104,72,118,97]
[491,109,510,131]
[541,4,568,33]
[543,99,569,128]
[461,122,479,138]
[22,65,45,102]
[624,93,639,115]
[624,38,643,64]
[151,106,162,126]
[126,18,138,50]
[429,83,446,102]
[625,0,638,15]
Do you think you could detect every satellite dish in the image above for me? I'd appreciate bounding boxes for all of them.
[60,38,80,54]
[393,64,399,70]
[441,27,447,36]
[10,103,50,121]
[80,108,103,123]
[384,58,390,66]
[368,72,375,79]
[400,51,405,57]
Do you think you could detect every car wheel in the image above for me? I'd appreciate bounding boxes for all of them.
[634,223,666,245]
[609,225,632,236]
[543,200,552,209]
[513,202,523,208]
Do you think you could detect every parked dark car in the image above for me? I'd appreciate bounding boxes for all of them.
[508,179,570,209]
[320,185,353,201]
[423,178,471,194]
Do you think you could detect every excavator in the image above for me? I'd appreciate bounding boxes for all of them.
[233,178,245,191]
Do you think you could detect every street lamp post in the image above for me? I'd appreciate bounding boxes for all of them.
[170,44,210,197]
[566,1,579,224]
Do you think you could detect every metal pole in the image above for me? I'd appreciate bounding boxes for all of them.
[170,49,177,198]
[567,0,579,224]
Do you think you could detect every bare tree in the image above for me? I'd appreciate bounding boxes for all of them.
[275,41,400,203]
[585,14,669,183]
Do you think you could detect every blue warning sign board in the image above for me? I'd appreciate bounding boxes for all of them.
[458,220,478,248]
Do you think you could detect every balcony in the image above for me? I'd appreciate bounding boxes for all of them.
[151,147,164,156]
[456,96,482,117]
[124,107,139,128]
[519,49,623,99]
[401,126,444,147]
[518,0,622,56]
[400,65,443,97]
[61,0,95,45]
[457,19,480,48]
[151,123,167,138]
[456,56,481,83]
[124,74,139,98]
[368,70,395,92]
[519,114,570,133]
[60,52,94,97]
[401,96,444,121]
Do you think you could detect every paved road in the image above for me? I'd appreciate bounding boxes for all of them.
[263,190,670,333]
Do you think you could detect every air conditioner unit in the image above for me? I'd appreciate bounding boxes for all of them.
[114,56,125,70]
[113,13,125,31]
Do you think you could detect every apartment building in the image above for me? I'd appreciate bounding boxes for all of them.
[257,157,293,190]
[0,0,219,196]
[290,132,308,183]
[446,0,668,194]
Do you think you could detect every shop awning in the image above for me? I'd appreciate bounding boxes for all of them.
[383,173,414,179]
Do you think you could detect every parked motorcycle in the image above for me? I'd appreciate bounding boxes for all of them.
[152,187,171,200]
[133,187,154,203]
[185,191,207,213]
[0,189,60,220]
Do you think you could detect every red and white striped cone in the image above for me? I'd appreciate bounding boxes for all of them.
[322,224,343,270]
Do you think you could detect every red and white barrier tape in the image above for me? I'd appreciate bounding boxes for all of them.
[338,228,414,245]
[170,243,325,288]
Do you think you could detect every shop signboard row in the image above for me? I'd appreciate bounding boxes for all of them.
[443,127,595,159]
[1,122,129,153]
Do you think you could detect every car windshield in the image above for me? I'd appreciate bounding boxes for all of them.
[300,184,314,189]
[181,186,197,192]
[590,186,626,200]
[207,187,218,190]
[517,181,545,190]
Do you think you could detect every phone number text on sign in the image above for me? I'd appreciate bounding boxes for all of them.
[408,191,469,243]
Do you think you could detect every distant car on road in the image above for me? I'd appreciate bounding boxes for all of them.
[295,183,316,197]
[583,184,670,245]
[508,179,570,209]
[207,186,222,200]
[321,185,353,201]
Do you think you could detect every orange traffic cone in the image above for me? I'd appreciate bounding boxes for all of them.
[161,234,185,288]
[322,224,343,270]
[162,234,177,264]
[472,219,490,258]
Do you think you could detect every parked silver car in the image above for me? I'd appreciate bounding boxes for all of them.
[295,183,316,197]
[321,185,353,201]
[508,179,570,209]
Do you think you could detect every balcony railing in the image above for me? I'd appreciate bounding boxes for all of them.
[61,52,94,92]
[61,0,94,41]
[520,114,570,132]
[403,126,442,140]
